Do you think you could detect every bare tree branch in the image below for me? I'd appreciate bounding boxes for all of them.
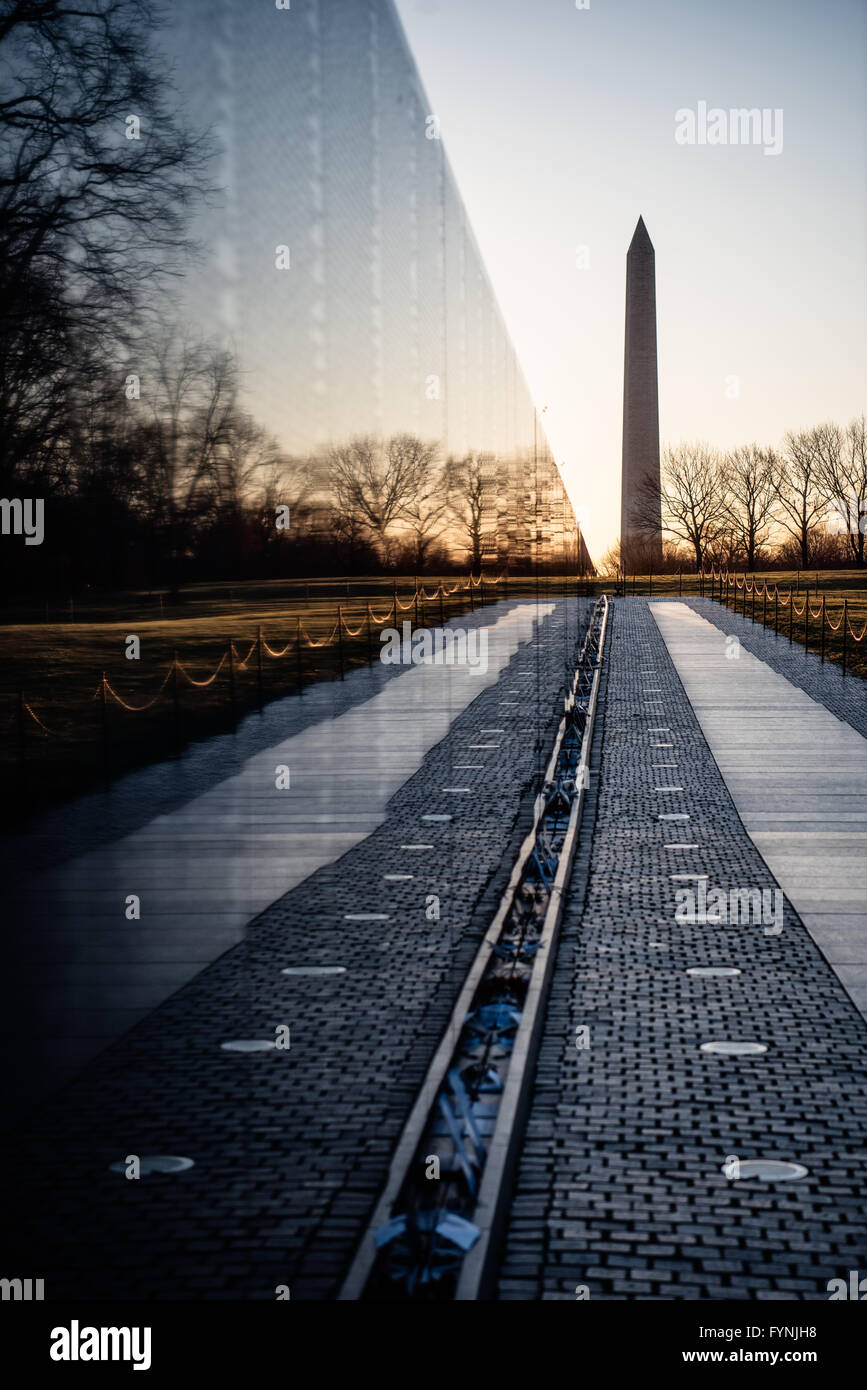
[634,442,724,570]
[719,444,776,569]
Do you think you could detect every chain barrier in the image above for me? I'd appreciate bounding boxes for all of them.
[8,572,508,743]
[701,566,866,676]
[176,653,228,687]
[22,700,61,735]
[230,639,258,669]
[100,666,176,712]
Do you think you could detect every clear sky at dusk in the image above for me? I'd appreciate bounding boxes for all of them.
[395,0,867,559]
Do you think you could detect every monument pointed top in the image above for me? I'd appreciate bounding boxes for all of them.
[628,215,654,255]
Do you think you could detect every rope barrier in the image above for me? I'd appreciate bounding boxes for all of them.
[299,620,341,648]
[9,571,505,748]
[261,637,294,658]
[707,566,867,659]
[231,639,258,668]
[102,667,175,711]
[176,652,228,687]
[22,700,61,735]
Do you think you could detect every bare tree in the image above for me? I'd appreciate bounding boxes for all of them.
[258,452,323,535]
[597,540,622,579]
[769,431,828,567]
[635,443,724,571]
[208,413,279,517]
[400,462,451,569]
[133,329,237,592]
[720,444,776,569]
[446,452,497,570]
[812,417,867,565]
[0,0,212,483]
[327,433,438,565]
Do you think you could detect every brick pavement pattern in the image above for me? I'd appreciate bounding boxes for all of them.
[2,597,590,1300]
[498,597,867,1301]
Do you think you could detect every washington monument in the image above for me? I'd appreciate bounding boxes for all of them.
[620,216,662,567]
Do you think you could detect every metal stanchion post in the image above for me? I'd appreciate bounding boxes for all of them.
[172,651,180,751]
[821,596,826,663]
[99,673,110,787]
[788,587,793,645]
[16,690,25,766]
[804,593,809,652]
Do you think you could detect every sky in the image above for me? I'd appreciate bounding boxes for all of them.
[394,0,867,560]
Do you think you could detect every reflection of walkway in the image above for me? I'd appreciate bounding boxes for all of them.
[2,600,552,1108]
[652,602,867,1021]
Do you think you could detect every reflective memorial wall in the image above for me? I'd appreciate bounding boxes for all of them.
[165,0,578,569]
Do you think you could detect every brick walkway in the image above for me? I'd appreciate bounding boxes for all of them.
[1,599,555,1113]
[653,600,867,1021]
[499,597,867,1301]
[2,596,590,1300]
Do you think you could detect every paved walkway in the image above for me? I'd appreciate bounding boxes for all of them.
[9,593,866,1302]
[2,600,552,1111]
[652,602,867,1022]
[3,598,586,1299]
[499,597,867,1300]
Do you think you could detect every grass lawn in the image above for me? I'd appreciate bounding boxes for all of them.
[0,572,579,824]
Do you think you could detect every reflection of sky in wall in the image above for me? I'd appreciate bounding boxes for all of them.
[395,0,867,558]
[159,0,560,493]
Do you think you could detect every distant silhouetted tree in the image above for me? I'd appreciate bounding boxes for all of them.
[769,431,828,568]
[0,0,212,485]
[812,417,867,566]
[327,434,439,566]
[720,445,776,570]
[446,452,495,570]
[636,443,724,571]
[400,461,451,569]
[133,330,237,593]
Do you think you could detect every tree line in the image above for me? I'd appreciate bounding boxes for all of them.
[2,314,564,596]
[610,417,867,573]
[0,0,573,601]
